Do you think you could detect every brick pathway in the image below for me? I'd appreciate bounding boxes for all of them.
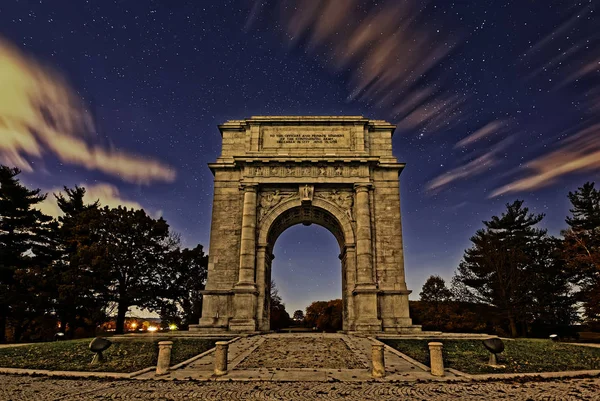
[1,374,599,400]
[138,333,442,381]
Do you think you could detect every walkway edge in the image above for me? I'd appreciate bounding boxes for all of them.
[0,367,132,379]
[170,336,242,370]
[468,369,600,381]
[368,337,430,372]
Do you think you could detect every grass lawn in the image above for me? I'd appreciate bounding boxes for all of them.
[0,337,218,373]
[382,338,600,374]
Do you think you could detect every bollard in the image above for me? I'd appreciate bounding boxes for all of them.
[371,343,385,378]
[214,341,229,376]
[428,342,444,377]
[156,341,173,375]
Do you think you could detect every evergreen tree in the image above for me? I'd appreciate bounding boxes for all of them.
[0,166,57,342]
[452,200,546,337]
[528,236,577,327]
[51,186,104,336]
[563,182,600,325]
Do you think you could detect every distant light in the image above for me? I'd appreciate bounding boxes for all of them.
[169,324,178,331]
[130,322,138,329]
[148,326,158,332]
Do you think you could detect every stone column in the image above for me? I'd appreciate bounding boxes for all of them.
[371,343,385,378]
[214,341,229,376]
[156,341,173,375]
[255,243,268,331]
[352,183,381,331]
[237,184,258,287]
[343,245,357,330]
[428,342,444,377]
[354,183,374,285]
[230,184,258,331]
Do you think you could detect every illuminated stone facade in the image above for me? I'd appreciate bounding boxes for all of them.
[190,116,420,333]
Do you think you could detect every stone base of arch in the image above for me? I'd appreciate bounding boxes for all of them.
[191,288,420,334]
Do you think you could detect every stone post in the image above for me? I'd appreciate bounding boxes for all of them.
[214,341,229,376]
[354,183,374,284]
[156,341,173,375]
[371,343,385,378]
[428,342,444,377]
[237,184,258,286]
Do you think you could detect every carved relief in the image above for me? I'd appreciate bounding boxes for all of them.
[258,190,296,221]
[315,190,354,220]
[244,164,367,179]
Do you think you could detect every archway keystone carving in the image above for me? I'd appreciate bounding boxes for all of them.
[190,116,421,333]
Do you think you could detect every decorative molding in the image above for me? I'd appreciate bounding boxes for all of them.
[239,183,258,192]
[257,190,297,221]
[315,190,354,220]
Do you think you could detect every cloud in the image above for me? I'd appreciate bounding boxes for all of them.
[495,3,600,197]
[426,152,496,192]
[0,37,176,184]
[491,123,600,197]
[455,120,505,148]
[427,137,513,192]
[39,183,151,218]
[254,0,465,136]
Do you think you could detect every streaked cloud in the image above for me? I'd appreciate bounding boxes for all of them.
[455,120,505,148]
[427,152,496,192]
[496,4,600,196]
[491,123,600,197]
[39,183,151,218]
[427,137,513,192]
[0,37,176,184]
[251,0,465,136]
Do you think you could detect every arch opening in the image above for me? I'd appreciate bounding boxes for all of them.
[270,224,342,331]
[256,201,355,332]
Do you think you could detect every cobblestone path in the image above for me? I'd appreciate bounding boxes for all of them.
[2,374,599,400]
[236,337,365,369]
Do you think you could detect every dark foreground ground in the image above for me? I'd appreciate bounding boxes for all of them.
[1,374,599,401]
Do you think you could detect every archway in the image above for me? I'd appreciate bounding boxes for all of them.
[255,196,355,331]
[191,116,421,334]
[270,224,341,329]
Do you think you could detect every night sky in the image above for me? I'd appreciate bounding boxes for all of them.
[1,1,598,315]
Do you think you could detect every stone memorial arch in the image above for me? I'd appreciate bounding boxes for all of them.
[190,116,421,333]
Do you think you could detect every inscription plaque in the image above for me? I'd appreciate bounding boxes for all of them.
[261,126,351,149]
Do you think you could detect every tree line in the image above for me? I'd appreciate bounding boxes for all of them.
[0,166,208,342]
[417,182,600,337]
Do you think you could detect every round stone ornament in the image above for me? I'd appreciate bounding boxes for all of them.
[482,337,504,354]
